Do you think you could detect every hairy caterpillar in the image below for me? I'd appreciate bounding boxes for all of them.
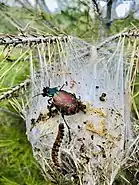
[51,123,64,168]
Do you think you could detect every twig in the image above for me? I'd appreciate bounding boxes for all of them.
[91,0,102,21]
[0,79,30,101]
[97,31,139,50]
[0,35,70,46]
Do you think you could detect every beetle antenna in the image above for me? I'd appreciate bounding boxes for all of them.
[32,93,42,98]
[59,84,65,90]
[59,81,68,90]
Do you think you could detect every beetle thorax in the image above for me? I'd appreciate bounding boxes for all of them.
[42,87,59,97]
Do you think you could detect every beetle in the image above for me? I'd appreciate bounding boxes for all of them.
[42,85,86,114]
[35,83,86,142]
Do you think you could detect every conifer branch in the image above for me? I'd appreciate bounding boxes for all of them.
[0,79,30,101]
[97,30,139,50]
[0,35,70,46]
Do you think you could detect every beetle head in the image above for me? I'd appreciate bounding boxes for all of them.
[42,86,50,97]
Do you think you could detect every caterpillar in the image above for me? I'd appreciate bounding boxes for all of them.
[51,123,64,169]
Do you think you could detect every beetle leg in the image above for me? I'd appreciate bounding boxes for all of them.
[61,114,71,144]
[72,93,76,98]
[78,101,86,114]
[46,103,58,120]
[59,81,68,91]
[48,98,52,104]
[47,98,53,118]
[47,98,55,118]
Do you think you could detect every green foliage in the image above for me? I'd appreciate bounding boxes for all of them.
[110,14,139,34]
[114,168,139,185]
[0,55,30,89]
[0,112,48,185]
[53,9,102,41]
